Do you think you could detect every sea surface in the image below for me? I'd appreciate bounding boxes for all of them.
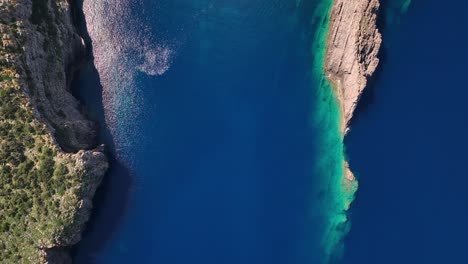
[71,0,468,263]
[73,0,348,263]
[342,1,468,263]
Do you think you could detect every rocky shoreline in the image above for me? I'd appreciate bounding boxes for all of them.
[0,0,381,262]
[326,0,381,132]
[0,0,107,263]
[325,0,382,184]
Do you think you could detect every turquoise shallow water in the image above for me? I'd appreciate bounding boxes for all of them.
[71,1,468,263]
[73,0,350,263]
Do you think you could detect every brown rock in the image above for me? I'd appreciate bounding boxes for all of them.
[325,0,382,133]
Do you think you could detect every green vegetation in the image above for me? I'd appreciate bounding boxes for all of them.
[0,54,80,264]
[0,3,89,263]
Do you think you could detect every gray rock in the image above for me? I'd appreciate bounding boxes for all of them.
[324,0,381,188]
[325,0,382,133]
[17,0,95,152]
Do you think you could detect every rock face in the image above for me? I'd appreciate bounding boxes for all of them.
[0,0,108,263]
[19,0,96,151]
[325,0,382,133]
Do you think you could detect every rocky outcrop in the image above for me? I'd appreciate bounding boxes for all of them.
[19,0,95,152]
[324,0,381,185]
[0,0,108,263]
[325,0,382,133]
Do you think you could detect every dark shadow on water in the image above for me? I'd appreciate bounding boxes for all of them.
[345,56,383,136]
[345,3,389,131]
[70,1,133,262]
[71,0,93,57]
[346,0,407,139]
[341,2,398,262]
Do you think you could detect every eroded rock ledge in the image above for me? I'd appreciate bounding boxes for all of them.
[0,0,108,263]
[325,0,382,133]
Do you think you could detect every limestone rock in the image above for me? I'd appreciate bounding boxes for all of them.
[325,0,382,132]
[16,0,94,151]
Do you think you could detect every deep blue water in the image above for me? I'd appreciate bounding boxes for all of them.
[73,1,337,263]
[342,1,468,263]
[72,0,468,263]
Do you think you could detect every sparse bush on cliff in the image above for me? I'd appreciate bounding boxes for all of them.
[0,2,107,262]
[0,60,87,261]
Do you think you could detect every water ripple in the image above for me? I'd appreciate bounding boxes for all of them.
[83,0,175,159]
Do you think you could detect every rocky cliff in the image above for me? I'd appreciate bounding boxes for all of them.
[0,0,107,263]
[325,0,381,133]
[325,0,381,186]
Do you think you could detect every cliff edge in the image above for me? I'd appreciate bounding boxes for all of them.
[325,0,381,185]
[0,0,107,263]
[325,0,381,133]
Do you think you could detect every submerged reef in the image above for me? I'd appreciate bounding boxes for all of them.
[0,0,382,263]
[0,0,107,263]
